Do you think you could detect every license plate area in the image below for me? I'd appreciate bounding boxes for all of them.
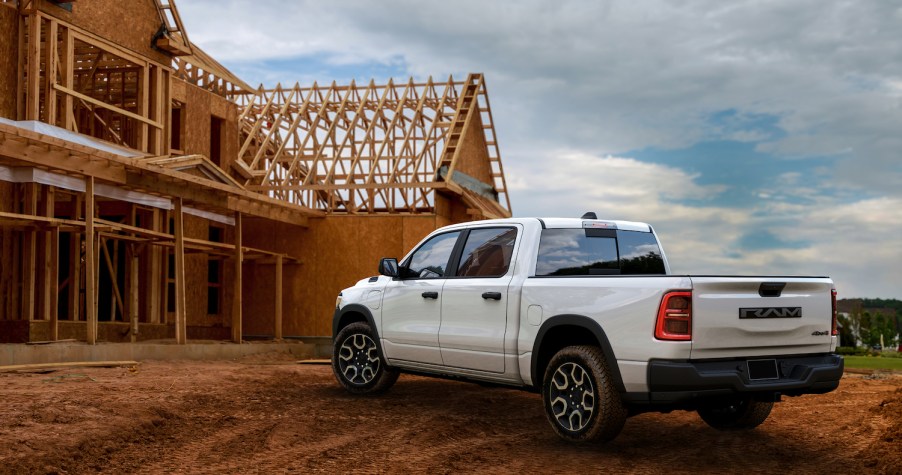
[747,359,779,380]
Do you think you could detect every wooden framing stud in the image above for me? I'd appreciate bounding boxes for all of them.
[85,178,97,344]
[274,255,282,340]
[231,212,242,343]
[22,183,37,322]
[173,198,187,344]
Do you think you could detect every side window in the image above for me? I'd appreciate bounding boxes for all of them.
[404,231,461,279]
[457,228,518,278]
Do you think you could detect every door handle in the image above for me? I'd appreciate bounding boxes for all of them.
[482,292,502,300]
[421,291,439,299]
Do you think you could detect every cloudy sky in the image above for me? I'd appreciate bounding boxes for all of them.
[180,1,902,299]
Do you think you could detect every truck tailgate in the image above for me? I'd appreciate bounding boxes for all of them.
[689,277,834,359]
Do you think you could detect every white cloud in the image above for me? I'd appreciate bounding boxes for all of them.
[507,150,902,298]
[178,1,902,297]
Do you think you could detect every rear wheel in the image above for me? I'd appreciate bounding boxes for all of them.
[697,398,773,430]
[332,322,399,394]
[541,345,627,443]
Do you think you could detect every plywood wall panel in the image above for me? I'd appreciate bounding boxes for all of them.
[0,7,17,120]
[37,0,170,65]
[182,84,213,158]
[455,112,494,185]
[0,181,14,212]
[183,215,207,326]
[242,260,275,336]
[401,216,437,256]
[241,214,460,337]
[357,216,403,274]
[273,222,315,336]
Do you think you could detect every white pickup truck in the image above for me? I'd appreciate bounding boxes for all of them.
[331,215,843,443]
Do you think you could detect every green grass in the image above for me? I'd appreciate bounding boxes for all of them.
[843,355,902,371]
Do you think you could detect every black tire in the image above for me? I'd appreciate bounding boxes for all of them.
[697,398,773,430]
[332,322,399,395]
[541,345,627,443]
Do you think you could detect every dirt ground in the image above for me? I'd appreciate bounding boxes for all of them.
[0,354,900,474]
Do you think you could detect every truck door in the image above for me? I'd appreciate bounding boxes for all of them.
[439,227,519,373]
[381,230,461,365]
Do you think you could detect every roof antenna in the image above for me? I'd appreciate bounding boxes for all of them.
[581,212,597,219]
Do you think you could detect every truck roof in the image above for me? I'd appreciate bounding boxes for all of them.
[445,217,653,233]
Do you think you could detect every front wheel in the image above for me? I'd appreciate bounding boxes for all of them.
[541,345,627,443]
[332,322,399,394]
[697,398,773,430]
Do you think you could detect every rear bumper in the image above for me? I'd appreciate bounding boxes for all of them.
[625,353,843,405]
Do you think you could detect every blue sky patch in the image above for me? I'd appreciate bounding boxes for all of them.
[231,53,410,88]
[736,229,811,251]
[625,137,839,208]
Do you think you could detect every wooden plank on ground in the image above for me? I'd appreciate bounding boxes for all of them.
[0,361,140,373]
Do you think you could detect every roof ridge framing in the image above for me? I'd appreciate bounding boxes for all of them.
[236,74,511,216]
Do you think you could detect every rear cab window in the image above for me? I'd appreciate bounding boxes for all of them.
[536,228,666,276]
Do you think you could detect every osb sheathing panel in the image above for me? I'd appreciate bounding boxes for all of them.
[0,181,14,212]
[181,214,233,329]
[182,85,213,158]
[242,215,442,337]
[178,82,239,172]
[241,218,309,336]
[171,79,187,103]
[455,112,494,185]
[217,100,239,173]
[242,260,276,336]
[0,8,18,120]
[37,0,170,65]
[435,193,472,224]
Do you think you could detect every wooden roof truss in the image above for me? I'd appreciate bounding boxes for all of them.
[232,73,510,215]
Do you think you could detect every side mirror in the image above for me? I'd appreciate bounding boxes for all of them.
[378,258,399,277]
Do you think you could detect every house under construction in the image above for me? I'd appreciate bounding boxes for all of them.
[0,0,511,344]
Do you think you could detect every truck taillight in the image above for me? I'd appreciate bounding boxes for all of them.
[655,291,692,341]
[831,289,837,336]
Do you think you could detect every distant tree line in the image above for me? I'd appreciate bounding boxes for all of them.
[837,298,901,349]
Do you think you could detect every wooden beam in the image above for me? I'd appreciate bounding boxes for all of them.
[129,244,139,342]
[136,65,149,152]
[85,177,97,344]
[16,13,26,120]
[22,183,37,322]
[231,212,242,343]
[0,133,128,184]
[173,198,187,344]
[147,208,162,324]
[49,227,59,340]
[60,24,75,131]
[52,84,164,129]
[99,238,125,322]
[68,194,82,322]
[44,19,59,125]
[25,14,40,121]
[274,255,282,340]
[41,186,57,338]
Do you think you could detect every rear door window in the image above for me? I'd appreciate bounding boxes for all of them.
[536,229,665,276]
[456,228,518,277]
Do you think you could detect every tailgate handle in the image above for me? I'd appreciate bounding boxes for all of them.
[759,282,786,297]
